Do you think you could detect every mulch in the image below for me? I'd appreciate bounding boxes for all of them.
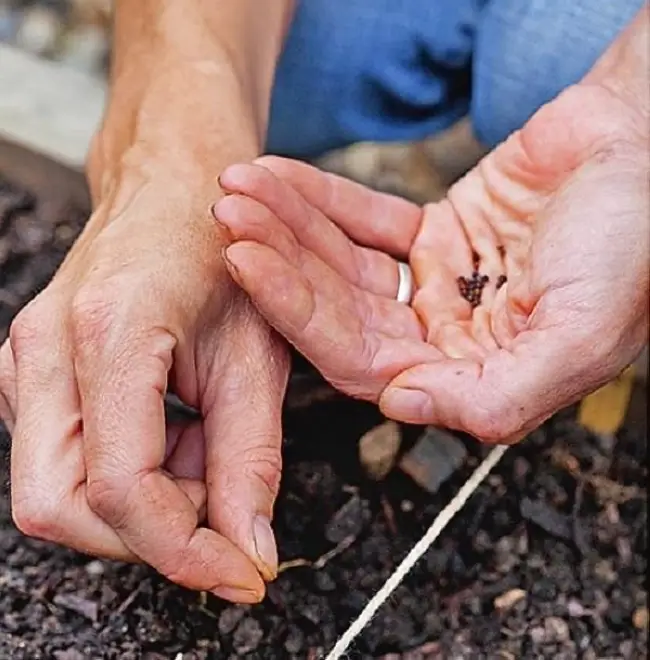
[0,138,647,659]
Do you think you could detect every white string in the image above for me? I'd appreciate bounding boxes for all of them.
[325,444,509,660]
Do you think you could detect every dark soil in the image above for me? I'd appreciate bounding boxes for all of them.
[0,140,648,659]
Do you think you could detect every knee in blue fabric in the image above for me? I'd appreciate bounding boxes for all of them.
[266,0,483,158]
[471,0,645,148]
[266,0,644,157]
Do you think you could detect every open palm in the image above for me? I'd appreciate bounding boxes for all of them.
[215,84,648,443]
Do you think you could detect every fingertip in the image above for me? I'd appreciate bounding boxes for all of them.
[252,155,294,176]
[253,515,279,582]
[379,387,434,425]
[222,245,243,284]
[210,201,234,240]
[217,163,254,192]
[223,240,253,269]
[212,584,266,604]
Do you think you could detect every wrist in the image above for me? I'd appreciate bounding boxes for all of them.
[583,4,649,136]
[89,63,260,202]
[89,0,293,205]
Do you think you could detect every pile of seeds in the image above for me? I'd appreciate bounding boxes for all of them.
[457,271,489,308]
[457,271,508,308]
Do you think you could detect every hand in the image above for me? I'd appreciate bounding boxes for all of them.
[0,174,288,603]
[214,82,648,443]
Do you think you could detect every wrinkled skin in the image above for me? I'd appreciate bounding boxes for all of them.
[215,83,649,444]
[0,177,288,602]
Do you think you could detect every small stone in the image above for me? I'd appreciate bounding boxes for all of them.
[218,607,246,636]
[53,592,99,622]
[616,537,633,565]
[325,495,369,544]
[494,588,527,612]
[544,616,570,643]
[314,571,336,592]
[594,559,617,584]
[232,617,264,654]
[520,497,572,541]
[515,529,529,555]
[53,650,87,660]
[14,215,50,254]
[619,639,635,658]
[358,420,402,480]
[566,599,587,618]
[284,625,305,654]
[84,560,105,577]
[16,6,62,56]
[400,499,414,512]
[528,626,546,645]
[633,606,648,631]
[604,501,620,524]
[399,426,467,494]
[473,530,492,553]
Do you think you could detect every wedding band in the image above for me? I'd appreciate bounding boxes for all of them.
[396,261,413,304]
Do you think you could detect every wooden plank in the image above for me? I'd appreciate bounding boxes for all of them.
[0,44,106,170]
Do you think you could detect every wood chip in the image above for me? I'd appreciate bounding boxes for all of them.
[633,607,648,631]
[494,588,527,612]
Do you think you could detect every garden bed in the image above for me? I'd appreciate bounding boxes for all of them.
[0,138,647,659]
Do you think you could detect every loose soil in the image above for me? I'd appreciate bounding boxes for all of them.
[0,140,647,659]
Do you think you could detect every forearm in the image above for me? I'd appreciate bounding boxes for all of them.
[89,0,294,206]
[583,3,649,130]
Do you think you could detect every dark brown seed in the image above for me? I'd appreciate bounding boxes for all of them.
[497,274,507,290]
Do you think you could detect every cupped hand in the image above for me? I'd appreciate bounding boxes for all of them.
[214,83,648,443]
[0,172,289,602]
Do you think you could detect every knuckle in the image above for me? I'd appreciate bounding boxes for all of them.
[9,305,47,354]
[254,155,286,173]
[85,475,130,528]
[464,397,524,444]
[0,343,13,387]
[162,558,195,589]
[239,446,282,500]
[11,491,63,541]
[70,286,118,348]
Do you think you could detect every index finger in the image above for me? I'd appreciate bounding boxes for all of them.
[254,156,423,258]
[74,323,264,600]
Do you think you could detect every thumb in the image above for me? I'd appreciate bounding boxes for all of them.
[379,322,611,444]
[203,316,289,582]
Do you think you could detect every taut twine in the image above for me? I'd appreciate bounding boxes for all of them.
[325,444,509,660]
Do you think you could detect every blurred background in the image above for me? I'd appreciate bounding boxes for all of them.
[0,0,111,74]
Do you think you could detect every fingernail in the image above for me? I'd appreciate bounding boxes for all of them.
[217,166,238,191]
[210,202,233,236]
[381,388,433,422]
[222,246,242,280]
[253,515,278,581]
[211,585,263,604]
